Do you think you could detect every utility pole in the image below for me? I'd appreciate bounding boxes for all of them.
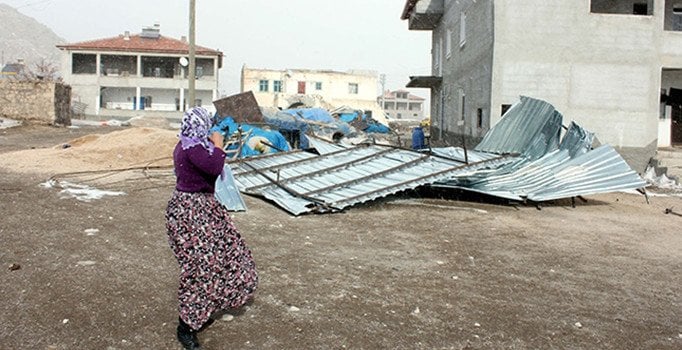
[379,73,386,109]
[188,0,196,109]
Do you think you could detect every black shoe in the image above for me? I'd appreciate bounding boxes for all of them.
[177,318,201,350]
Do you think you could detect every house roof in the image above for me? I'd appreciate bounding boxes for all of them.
[57,34,223,57]
[1,63,24,74]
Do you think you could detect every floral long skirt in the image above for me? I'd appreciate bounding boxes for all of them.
[166,190,258,330]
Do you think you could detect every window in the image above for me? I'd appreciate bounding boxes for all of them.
[632,3,647,15]
[590,0,652,16]
[501,104,512,116]
[273,80,282,92]
[446,29,452,58]
[348,83,359,94]
[259,80,269,92]
[298,81,306,94]
[675,8,682,31]
[477,108,483,128]
[434,39,442,75]
[315,82,322,90]
[459,12,466,47]
[72,53,96,74]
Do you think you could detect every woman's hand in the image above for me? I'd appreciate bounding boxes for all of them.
[209,131,224,150]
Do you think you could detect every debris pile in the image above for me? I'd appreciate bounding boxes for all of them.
[227,96,648,215]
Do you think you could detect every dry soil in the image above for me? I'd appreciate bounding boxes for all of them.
[1,124,681,350]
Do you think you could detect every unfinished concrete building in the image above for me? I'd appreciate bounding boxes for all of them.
[402,0,682,171]
[57,24,222,118]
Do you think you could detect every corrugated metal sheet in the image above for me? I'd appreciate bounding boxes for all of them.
[230,144,511,215]
[307,136,348,155]
[230,96,647,214]
[435,145,646,202]
[214,165,247,211]
[429,147,503,163]
[475,96,562,160]
[434,103,646,202]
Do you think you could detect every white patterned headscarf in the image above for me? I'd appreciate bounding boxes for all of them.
[179,106,215,155]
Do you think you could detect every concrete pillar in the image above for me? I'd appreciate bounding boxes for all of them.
[95,92,100,116]
[135,86,141,111]
[137,55,142,77]
[180,88,185,111]
[96,54,101,76]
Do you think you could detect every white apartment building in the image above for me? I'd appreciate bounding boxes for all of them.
[241,66,387,124]
[57,24,222,117]
[378,90,426,121]
[402,0,682,171]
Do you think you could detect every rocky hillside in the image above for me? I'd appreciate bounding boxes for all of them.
[0,3,64,68]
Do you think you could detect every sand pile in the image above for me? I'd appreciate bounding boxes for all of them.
[0,127,179,175]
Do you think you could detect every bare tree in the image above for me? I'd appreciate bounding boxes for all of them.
[12,59,62,82]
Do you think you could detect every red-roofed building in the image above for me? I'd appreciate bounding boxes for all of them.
[57,24,223,117]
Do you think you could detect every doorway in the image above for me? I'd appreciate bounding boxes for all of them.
[672,104,682,144]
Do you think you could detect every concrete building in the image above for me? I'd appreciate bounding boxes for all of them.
[402,0,682,171]
[378,89,426,121]
[241,66,387,124]
[57,24,222,117]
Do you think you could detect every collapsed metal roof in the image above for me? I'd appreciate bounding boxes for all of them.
[230,145,511,215]
[230,96,647,215]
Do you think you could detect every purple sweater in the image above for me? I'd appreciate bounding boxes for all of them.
[173,142,226,194]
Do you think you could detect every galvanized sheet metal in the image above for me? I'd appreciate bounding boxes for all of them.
[230,144,511,215]
[434,145,646,202]
[230,96,646,214]
[475,96,562,159]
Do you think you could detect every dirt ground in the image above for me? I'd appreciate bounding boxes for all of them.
[1,124,681,350]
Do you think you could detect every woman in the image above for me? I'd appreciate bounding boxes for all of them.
[166,106,258,350]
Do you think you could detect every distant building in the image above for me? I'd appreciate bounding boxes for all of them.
[402,0,682,171]
[241,66,387,124]
[0,59,25,79]
[57,24,222,117]
[378,90,425,121]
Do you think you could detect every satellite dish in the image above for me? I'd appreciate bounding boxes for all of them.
[179,57,189,67]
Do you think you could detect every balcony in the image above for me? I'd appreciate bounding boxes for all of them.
[402,0,444,30]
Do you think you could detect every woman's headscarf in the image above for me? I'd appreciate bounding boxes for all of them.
[179,106,215,155]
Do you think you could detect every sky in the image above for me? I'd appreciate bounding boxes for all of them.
[4,0,432,106]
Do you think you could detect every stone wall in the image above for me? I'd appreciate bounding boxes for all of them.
[0,80,71,125]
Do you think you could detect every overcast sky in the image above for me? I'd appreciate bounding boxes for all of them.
[4,0,432,104]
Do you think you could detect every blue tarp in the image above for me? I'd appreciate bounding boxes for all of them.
[281,108,335,124]
[211,116,291,158]
[335,110,390,134]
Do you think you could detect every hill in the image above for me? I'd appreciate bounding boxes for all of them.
[0,3,64,68]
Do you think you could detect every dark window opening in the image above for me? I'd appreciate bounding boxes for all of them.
[100,54,136,76]
[633,3,647,15]
[141,56,177,78]
[72,53,96,75]
[477,108,483,128]
[501,104,512,116]
[590,0,652,16]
